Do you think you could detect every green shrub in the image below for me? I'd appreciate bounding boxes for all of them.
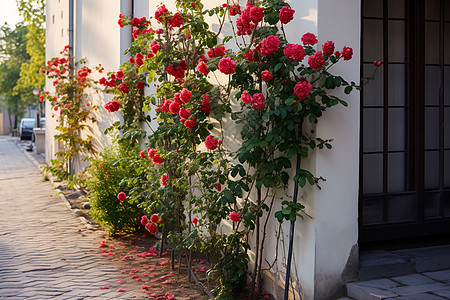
[86,138,144,234]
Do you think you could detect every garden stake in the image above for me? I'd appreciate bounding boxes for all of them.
[284,151,302,300]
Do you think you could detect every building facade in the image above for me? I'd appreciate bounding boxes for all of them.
[45,0,450,299]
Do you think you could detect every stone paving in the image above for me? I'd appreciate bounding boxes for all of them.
[0,136,142,299]
[346,264,450,300]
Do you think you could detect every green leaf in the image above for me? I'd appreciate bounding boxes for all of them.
[298,176,306,188]
[274,62,283,72]
[344,86,353,94]
[284,98,294,106]
[275,211,284,222]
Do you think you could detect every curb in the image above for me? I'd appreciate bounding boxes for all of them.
[16,141,94,230]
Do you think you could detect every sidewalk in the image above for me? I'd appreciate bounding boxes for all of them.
[0,136,155,299]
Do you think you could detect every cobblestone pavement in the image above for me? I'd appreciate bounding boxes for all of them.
[0,136,142,299]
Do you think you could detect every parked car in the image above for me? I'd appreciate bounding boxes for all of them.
[19,118,35,140]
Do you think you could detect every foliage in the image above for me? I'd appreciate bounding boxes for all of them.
[85,135,145,234]
[0,23,35,129]
[15,0,46,101]
[41,46,101,180]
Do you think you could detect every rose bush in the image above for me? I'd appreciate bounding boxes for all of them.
[90,0,377,299]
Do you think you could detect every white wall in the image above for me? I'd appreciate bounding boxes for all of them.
[313,0,361,298]
[45,0,69,164]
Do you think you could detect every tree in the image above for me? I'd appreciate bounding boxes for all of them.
[0,24,34,130]
[15,0,45,103]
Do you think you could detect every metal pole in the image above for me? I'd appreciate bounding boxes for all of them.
[284,139,303,299]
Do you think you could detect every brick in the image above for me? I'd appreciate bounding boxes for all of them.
[392,273,437,285]
[385,293,446,300]
[346,282,398,300]
[425,270,450,282]
[433,288,450,298]
[389,282,449,295]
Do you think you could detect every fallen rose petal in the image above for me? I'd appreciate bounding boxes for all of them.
[149,268,155,271]
[89,249,93,252]
[130,268,138,273]
[199,266,206,272]
[121,270,126,273]
[101,253,107,256]
[81,234,86,237]
[117,288,125,292]
[162,280,171,284]
[165,293,175,299]
[100,286,109,289]
[133,250,138,253]
[141,285,150,290]
[108,252,114,255]
[165,273,174,277]
[160,275,167,279]
[143,272,147,276]
[150,294,157,297]
[149,247,157,253]
[117,279,124,282]
[131,275,137,279]
[135,278,142,281]
[143,265,150,269]
[77,229,82,232]
[161,251,168,256]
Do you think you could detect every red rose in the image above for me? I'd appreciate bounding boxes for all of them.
[136,81,145,90]
[156,28,163,34]
[196,61,209,74]
[169,102,180,114]
[244,49,254,62]
[179,107,191,119]
[99,77,107,85]
[192,217,198,224]
[132,17,141,27]
[117,192,126,202]
[160,173,168,186]
[279,6,295,24]
[132,29,141,39]
[294,81,313,99]
[218,58,236,75]
[229,211,241,222]
[184,119,197,129]
[261,70,273,81]
[129,57,135,64]
[152,154,163,165]
[229,4,241,16]
[284,43,305,61]
[322,41,335,57]
[250,6,264,24]
[205,135,219,150]
[118,18,125,28]
[252,93,266,109]
[207,46,226,58]
[301,32,318,45]
[155,5,169,22]
[168,12,183,27]
[116,70,124,80]
[151,40,160,54]
[342,46,353,60]
[104,100,121,112]
[241,91,252,104]
[119,82,130,93]
[260,35,280,56]
[308,51,325,69]
[148,148,157,158]
[140,215,149,226]
[146,222,158,234]
[180,88,191,103]
[140,150,147,158]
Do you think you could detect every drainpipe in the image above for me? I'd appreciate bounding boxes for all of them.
[284,124,303,300]
[120,0,133,64]
[68,0,74,175]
